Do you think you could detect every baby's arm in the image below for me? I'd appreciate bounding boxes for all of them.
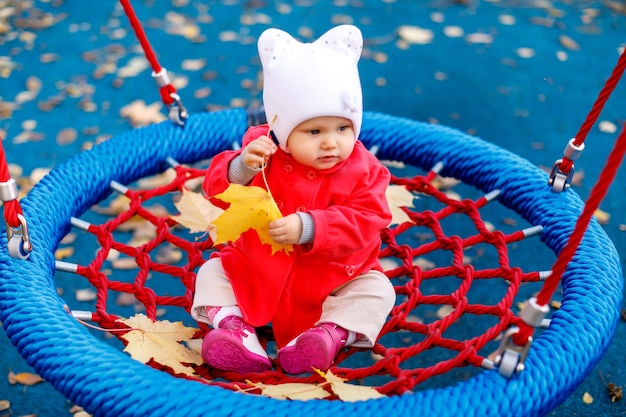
[268,212,314,245]
[228,135,277,184]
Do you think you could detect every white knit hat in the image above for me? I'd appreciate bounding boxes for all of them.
[258,25,363,152]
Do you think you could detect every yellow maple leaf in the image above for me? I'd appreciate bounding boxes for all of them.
[170,188,224,238]
[386,184,416,226]
[118,314,202,377]
[246,381,331,400]
[212,183,293,254]
[316,368,386,401]
[247,368,386,402]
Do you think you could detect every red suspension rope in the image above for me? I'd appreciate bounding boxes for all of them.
[0,141,22,229]
[0,135,31,259]
[550,48,626,187]
[119,0,187,125]
[514,123,626,346]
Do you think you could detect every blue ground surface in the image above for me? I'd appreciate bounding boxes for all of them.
[1,1,625,416]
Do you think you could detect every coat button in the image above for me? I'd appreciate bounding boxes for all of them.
[284,165,293,172]
[307,170,317,180]
[276,200,284,210]
[345,266,356,276]
[296,206,305,212]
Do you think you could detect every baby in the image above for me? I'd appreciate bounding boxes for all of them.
[191,25,396,374]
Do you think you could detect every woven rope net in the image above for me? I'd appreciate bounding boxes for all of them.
[58,155,549,396]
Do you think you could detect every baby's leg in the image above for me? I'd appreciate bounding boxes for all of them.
[318,270,396,347]
[192,258,271,373]
[191,257,238,325]
[278,270,395,374]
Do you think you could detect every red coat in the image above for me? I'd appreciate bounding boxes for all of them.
[203,125,392,347]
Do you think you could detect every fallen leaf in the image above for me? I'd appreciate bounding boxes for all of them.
[181,58,207,71]
[117,56,149,78]
[55,246,74,260]
[594,209,610,224]
[413,257,435,270]
[137,169,177,189]
[0,400,9,412]
[170,188,223,236]
[212,183,293,254]
[119,99,167,127]
[93,195,131,215]
[247,381,331,400]
[249,368,385,401]
[8,370,44,386]
[465,32,494,45]
[559,34,580,51]
[397,25,434,44]
[75,288,97,302]
[436,305,454,319]
[111,257,139,270]
[316,369,386,401]
[56,127,78,145]
[431,175,460,191]
[599,120,617,134]
[582,391,594,404]
[386,184,416,226]
[119,314,202,377]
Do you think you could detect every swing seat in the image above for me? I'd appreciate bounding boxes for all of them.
[0,109,621,417]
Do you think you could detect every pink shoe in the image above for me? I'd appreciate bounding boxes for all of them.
[202,316,271,374]
[278,323,348,374]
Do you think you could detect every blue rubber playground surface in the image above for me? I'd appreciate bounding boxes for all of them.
[1,1,625,416]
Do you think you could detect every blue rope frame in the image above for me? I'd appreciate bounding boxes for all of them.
[0,110,622,416]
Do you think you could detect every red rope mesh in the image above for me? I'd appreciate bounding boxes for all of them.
[60,163,546,396]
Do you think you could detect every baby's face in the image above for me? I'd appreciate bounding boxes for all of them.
[286,116,355,170]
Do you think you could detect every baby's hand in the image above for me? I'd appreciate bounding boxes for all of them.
[269,213,303,245]
[242,135,277,169]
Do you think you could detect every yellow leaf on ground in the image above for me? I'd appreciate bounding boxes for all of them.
[316,369,387,401]
[247,381,331,400]
[582,391,594,404]
[212,183,293,254]
[7,370,44,386]
[594,208,610,225]
[431,175,460,191]
[170,188,224,236]
[0,400,9,412]
[249,369,385,402]
[386,184,416,226]
[119,314,202,377]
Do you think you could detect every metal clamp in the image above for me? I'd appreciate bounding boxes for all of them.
[151,68,171,87]
[491,326,532,378]
[0,178,18,202]
[548,138,585,193]
[548,159,574,193]
[6,213,32,260]
[151,68,188,126]
[563,138,585,161]
[167,92,188,127]
[519,296,550,327]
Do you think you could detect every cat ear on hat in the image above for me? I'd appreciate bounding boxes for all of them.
[314,25,363,63]
[257,28,299,68]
